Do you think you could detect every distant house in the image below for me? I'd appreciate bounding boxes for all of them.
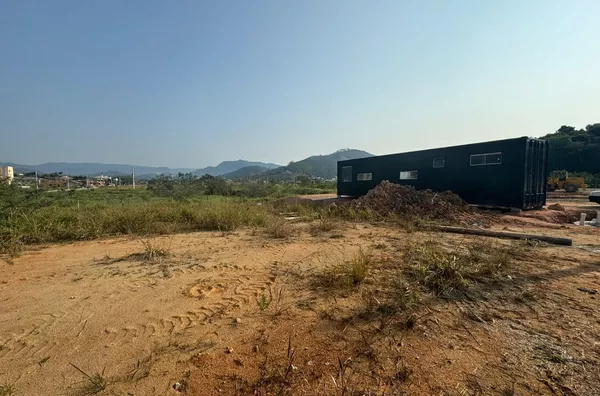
[0,166,14,185]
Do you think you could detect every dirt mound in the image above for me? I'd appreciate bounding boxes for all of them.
[520,209,598,224]
[547,203,565,211]
[351,181,471,221]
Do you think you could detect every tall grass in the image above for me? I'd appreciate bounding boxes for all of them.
[0,198,267,253]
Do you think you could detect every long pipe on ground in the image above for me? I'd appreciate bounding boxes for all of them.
[421,225,573,246]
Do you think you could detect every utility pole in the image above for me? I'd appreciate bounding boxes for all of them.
[132,167,135,189]
[35,167,39,190]
[67,175,70,190]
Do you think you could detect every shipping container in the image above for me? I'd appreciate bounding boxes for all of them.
[337,137,548,210]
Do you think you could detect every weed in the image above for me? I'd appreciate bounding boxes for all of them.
[404,239,515,296]
[309,218,339,236]
[70,363,107,395]
[140,239,171,261]
[313,248,372,290]
[349,248,371,284]
[264,216,295,239]
[256,292,273,311]
[405,241,468,295]
[329,234,344,239]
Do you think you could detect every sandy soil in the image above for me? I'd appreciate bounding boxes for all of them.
[1,204,600,395]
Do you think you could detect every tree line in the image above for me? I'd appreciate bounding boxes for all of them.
[543,123,600,174]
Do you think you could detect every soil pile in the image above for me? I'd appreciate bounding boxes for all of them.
[351,181,472,221]
[547,203,566,211]
[520,209,598,224]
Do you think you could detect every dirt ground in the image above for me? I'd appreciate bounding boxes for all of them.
[1,200,600,395]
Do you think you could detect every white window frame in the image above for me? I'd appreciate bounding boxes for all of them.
[432,157,446,168]
[470,152,502,166]
[356,172,372,181]
[399,170,418,180]
[342,166,353,182]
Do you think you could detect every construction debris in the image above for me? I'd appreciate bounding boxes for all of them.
[422,225,573,246]
[351,181,471,221]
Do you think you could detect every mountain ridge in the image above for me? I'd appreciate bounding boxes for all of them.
[1,149,372,180]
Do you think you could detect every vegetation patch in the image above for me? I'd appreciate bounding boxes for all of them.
[312,248,372,290]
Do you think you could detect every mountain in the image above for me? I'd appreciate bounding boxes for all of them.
[268,149,374,179]
[193,160,280,176]
[221,166,270,179]
[0,160,281,178]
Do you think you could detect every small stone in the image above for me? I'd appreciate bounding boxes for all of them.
[253,345,259,352]
[307,360,314,366]
[234,318,242,324]
[234,358,244,366]
[226,346,233,354]
[173,382,182,391]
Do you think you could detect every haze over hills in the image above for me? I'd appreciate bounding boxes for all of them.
[223,149,374,180]
[267,149,374,179]
[193,160,280,176]
[1,149,372,180]
[0,160,280,178]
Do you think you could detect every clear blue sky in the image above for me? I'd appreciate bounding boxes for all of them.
[1,0,599,168]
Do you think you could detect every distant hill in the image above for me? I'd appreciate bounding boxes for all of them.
[1,151,370,180]
[0,162,195,177]
[0,160,281,178]
[268,149,373,179]
[193,160,280,176]
[221,166,270,180]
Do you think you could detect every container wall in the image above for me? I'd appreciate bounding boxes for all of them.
[338,137,548,210]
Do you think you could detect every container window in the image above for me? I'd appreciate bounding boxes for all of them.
[485,152,502,165]
[342,166,353,182]
[433,157,446,168]
[357,172,372,181]
[470,152,502,166]
[400,170,418,180]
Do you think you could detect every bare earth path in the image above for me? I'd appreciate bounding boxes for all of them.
[1,220,599,395]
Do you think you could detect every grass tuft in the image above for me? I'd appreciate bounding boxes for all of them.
[264,216,295,239]
[140,239,171,262]
[309,218,339,236]
[70,363,107,395]
[313,248,372,290]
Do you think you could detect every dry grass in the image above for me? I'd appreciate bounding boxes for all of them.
[140,239,171,261]
[70,363,108,395]
[309,218,340,236]
[264,216,295,239]
[403,239,518,296]
[312,248,372,290]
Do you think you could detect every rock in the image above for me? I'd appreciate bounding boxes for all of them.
[234,318,242,324]
[173,382,182,391]
[253,345,259,352]
[225,346,233,354]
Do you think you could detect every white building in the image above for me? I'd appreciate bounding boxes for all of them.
[0,166,14,185]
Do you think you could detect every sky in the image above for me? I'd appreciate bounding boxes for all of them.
[1,0,599,168]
